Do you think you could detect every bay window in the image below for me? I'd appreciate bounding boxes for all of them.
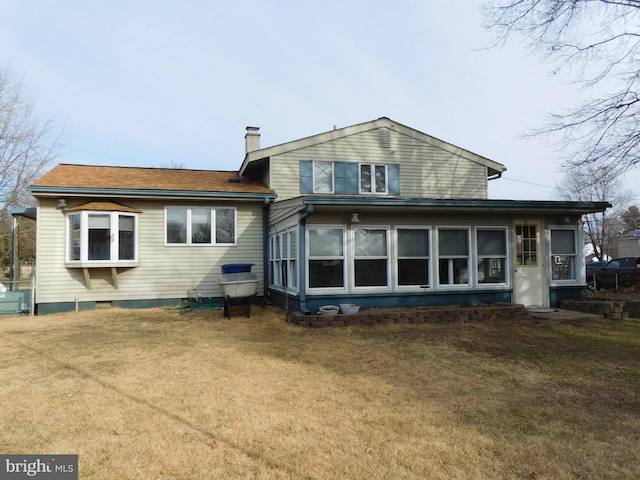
[165,207,236,245]
[66,211,138,265]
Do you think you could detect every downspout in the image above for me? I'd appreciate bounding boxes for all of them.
[298,204,314,313]
[262,197,271,301]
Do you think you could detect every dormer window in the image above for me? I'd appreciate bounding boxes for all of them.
[360,164,387,194]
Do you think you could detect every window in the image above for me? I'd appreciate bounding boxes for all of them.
[476,228,507,284]
[165,207,236,245]
[66,211,138,265]
[270,228,298,290]
[397,228,430,286]
[354,228,389,287]
[308,227,345,289]
[551,228,577,281]
[515,225,537,265]
[360,164,387,194]
[313,161,334,193]
[438,228,470,286]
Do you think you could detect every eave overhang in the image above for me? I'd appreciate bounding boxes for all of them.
[29,186,278,202]
[300,196,611,215]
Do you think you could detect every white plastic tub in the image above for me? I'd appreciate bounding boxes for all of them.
[215,273,259,298]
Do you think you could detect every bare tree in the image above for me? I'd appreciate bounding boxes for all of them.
[483,1,640,176]
[556,165,629,261]
[0,67,63,270]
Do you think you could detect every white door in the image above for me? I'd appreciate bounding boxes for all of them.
[513,223,547,306]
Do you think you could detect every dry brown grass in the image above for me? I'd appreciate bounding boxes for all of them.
[0,306,639,479]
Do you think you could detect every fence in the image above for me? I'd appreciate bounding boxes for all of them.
[0,265,35,316]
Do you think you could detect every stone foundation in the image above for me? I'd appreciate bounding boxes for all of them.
[290,303,530,328]
[560,298,640,320]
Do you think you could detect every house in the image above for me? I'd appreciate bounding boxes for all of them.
[29,117,610,314]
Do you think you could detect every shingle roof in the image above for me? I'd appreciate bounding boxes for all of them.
[31,164,275,195]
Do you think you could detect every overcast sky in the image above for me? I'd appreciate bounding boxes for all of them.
[1,0,618,200]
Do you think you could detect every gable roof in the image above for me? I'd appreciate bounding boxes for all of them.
[239,117,506,177]
[30,164,276,200]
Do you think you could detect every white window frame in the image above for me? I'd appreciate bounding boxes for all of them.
[359,163,388,194]
[164,206,237,246]
[270,225,298,292]
[313,161,334,193]
[550,225,579,283]
[395,226,431,289]
[436,226,472,288]
[475,227,509,287]
[65,211,139,267]
[306,225,346,291]
[352,225,391,290]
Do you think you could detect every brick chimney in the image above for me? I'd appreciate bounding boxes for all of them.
[245,126,260,153]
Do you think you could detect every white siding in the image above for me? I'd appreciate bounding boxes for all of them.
[35,198,265,305]
[269,128,488,201]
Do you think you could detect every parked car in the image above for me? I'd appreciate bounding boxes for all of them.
[586,261,607,274]
[586,257,640,290]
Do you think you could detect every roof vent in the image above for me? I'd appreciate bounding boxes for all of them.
[380,128,391,148]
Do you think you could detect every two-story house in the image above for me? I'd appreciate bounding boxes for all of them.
[29,117,610,314]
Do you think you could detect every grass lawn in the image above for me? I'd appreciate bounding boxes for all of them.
[0,306,639,479]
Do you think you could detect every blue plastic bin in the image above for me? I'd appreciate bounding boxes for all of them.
[221,263,255,274]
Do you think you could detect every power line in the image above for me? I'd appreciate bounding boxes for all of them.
[500,177,556,190]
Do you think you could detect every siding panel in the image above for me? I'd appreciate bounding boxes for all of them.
[269,128,487,201]
[35,198,265,305]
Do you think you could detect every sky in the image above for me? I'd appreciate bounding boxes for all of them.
[0,0,617,200]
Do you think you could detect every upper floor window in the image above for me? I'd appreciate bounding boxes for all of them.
[360,164,387,194]
[165,207,236,246]
[66,210,138,265]
[300,160,400,196]
[313,161,334,193]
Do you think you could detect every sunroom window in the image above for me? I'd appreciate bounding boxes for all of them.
[476,228,507,284]
[270,228,298,291]
[308,227,345,289]
[397,228,430,286]
[551,228,577,281]
[354,227,389,287]
[66,211,138,265]
[437,228,470,286]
